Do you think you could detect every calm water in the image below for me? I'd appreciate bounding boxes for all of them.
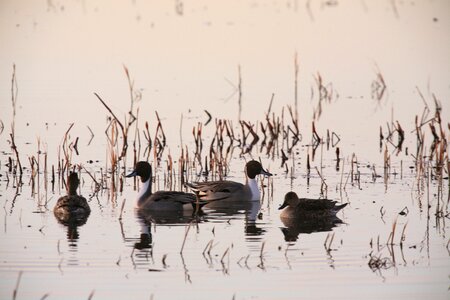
[1,1,449,299]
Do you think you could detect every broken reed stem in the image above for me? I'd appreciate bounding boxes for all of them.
[315,166,328,197]
[260,241,266,259]
[328,232,335,249]
[12,271,23,300]
[108,120,118,197]
[162,254,168,267]
[9,64,23,182]
[203,239,214,255]
[180,222,193,254]
[399,222,408,246]
[221,247,230,264]
[123,65,139,122]
[118,198,126,220]
[324,232,335,251]
[387,218,398,245]
[61,123,74,176]
[94,93,128,161]
[87,289,95,300]
[82,166,101,197]
[339,156,345,191]
[9,132,23,183]
[87,125,95,145]
[155,111,167,146]
[324,233,329,248]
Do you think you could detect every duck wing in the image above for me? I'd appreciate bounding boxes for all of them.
[55,195,91,212]
[151,191,206,206]
[297,198,338,211]
[185,181,244,201]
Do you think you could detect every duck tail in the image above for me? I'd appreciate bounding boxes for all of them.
[335,203,348,212]
[185,182,199,192]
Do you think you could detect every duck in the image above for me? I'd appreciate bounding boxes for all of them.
[54,172,91,223]
[185,160,272,203]
[126,161,205,211]
[279,191,347,219]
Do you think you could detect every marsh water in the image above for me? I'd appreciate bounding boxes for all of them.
[1,1,449,299]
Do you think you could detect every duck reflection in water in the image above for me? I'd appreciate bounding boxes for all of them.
[278,192,348,242]
[54,172,90,247]
[133,216,153,251]
[130,208,206,256]
[203,199,266,237]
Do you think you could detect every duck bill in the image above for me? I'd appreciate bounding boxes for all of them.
[278,202,288,210]
[261,169,272,177]
[126,170,137,178]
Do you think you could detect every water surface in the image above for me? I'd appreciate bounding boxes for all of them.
[0,1,449,299]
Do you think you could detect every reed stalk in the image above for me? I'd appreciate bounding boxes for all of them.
[180,222,192,254]
[12,271,22,300]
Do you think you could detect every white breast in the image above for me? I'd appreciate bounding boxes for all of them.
[136,179,150,208]
[247,178,260,200]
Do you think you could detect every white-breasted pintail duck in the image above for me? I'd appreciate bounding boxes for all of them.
[54,172,91,222]
[126,161,205,211]
[279,192,348,219]
[185,160,272,202]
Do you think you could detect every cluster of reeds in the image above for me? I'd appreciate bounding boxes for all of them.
[7,60,344,201]
[93,66,142,200]
[407,91,448,217]
[57,123,76,189]
[260,101,281,157]
[27,138,51,208]
[373,94,447,269]
[208,119,236,178]
[192,122,203,163]
[6,66,80,211]
[153,111,167,165]
[267,97,301,158]
[378,90,448,199]
[4,61,447,227]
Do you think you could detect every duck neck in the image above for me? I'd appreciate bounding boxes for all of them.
[136,178,152,208]
[246,177,260,200]
[68,185,78,196]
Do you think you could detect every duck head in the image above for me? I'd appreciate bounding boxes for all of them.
[126,161,152,182]
[245,160,272,179]
[278,191,300,210]
[67,172,80,196]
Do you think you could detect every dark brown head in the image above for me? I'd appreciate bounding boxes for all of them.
[278,191,300,210]
[245,160,272,179]
[126,161,152,182]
